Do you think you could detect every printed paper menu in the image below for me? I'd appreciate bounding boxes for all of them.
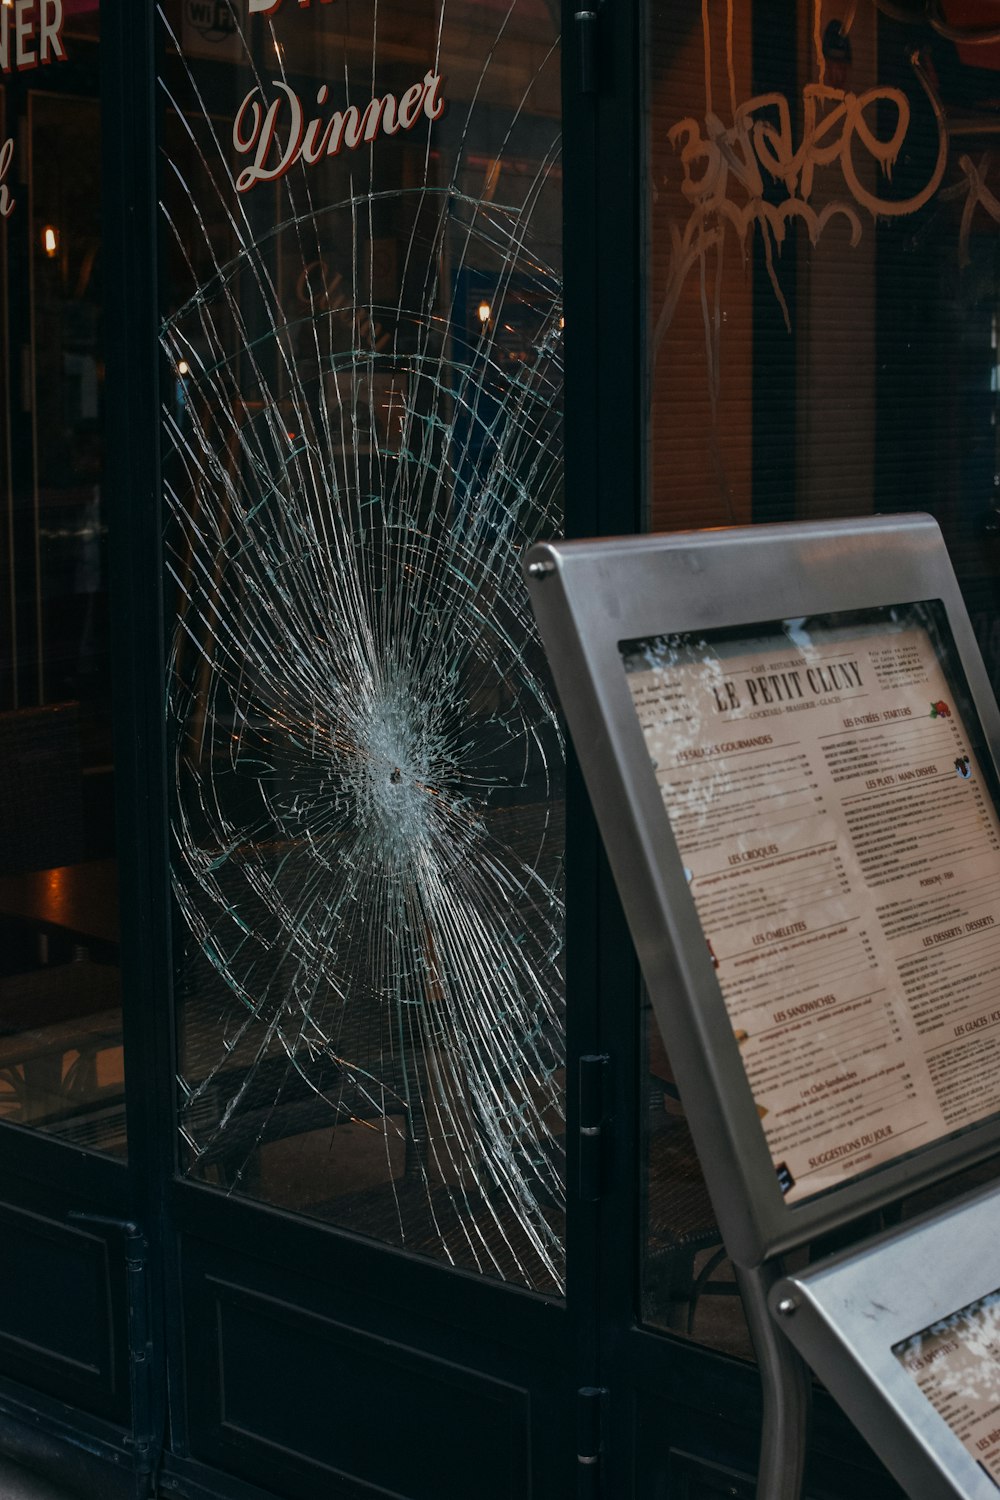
[620,609,1000,1202]
[894,1288,1000,1489]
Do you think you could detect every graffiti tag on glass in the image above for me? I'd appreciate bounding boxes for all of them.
[671,77,947,244]
[662,72,947,331]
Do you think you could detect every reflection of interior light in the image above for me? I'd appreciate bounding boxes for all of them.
[177,360,190,377]
[559,317,565,330]
[477,301,491,325]
[43,226,58,258]
[483,159,501,201]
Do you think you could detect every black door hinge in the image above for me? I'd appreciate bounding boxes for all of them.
[69,1213,160,1500]
[575,5,599,95]
[579,1053,610,1201]
[577,1385,607,1499]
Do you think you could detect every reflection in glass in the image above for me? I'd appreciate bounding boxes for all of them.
[644,0,1000,1358]
[635,601,1000,1347]
[895,1283,1000,1484]
[642,1005,752,1356]
[161,0,565,1290]
[0,14,125,1156]
[626,604,1000,1204]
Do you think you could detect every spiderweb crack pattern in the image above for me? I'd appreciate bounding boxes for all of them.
[160,0,566,1291]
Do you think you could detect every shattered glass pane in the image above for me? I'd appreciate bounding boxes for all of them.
[159,0,565,1293]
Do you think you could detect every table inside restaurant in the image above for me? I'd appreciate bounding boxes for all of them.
[0,858,122,1142]
[0,857,119,952]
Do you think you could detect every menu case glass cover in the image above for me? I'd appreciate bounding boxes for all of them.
[894,1286,1000,1487]
[622,603,1000,1204]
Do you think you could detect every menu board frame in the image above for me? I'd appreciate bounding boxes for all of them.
[769,1179,1000,1500]
[524,515,1000,1266]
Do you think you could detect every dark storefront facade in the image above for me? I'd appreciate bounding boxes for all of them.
[0,2,999,1497]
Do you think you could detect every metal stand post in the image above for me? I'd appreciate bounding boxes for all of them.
[736,1261,812,1500]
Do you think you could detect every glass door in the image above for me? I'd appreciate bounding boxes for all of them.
[153,6,583,1497]
[0,5,152,1468]
[161,0,565,1294]
[0,3,124,1154]
[619,2,1000,1494]
[0,6,600,1496]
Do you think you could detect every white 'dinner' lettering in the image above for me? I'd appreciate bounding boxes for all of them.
[233,73,447,194]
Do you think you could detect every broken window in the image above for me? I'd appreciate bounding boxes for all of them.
[160,0,565,1292]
